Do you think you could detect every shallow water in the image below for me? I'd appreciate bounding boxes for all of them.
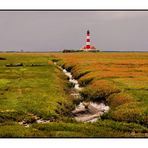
[62,69,82,91]
[72,102,110,122]
[18,114,51,127]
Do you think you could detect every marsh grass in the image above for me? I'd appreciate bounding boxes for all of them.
[53,52,148,128]
[0,122,45,137]
[0,53,73,127]
[0,52,148,137]
[107,93,135,108]
[31,120,148,137]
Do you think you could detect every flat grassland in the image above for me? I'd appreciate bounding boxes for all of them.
[0,52,148,137]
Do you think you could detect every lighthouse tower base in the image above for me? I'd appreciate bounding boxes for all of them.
[80,45,97,51]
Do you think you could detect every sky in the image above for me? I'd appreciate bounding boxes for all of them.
[0,11,148,51]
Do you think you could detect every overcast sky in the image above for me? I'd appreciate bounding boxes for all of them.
[0,11,148,51]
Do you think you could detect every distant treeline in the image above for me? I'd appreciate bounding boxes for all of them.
[62,49,100,53]
[103,51,148,52]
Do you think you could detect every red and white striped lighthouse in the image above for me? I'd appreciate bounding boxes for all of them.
[81,30,96,51]
[86,30,90,49]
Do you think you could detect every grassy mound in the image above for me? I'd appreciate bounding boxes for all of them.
[80,80,120,101]
[107,93,135,108]
[108,102,148,126]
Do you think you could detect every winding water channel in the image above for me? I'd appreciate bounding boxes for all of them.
[19,62,110,127]
[59,63,110,123]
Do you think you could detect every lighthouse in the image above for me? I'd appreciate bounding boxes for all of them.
[86,30,91,50]
[81,30,96,51]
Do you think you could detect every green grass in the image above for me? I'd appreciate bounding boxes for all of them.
[0,119,148,137]
[0,53,148,137]
[31,120,148,137]
[0,122,45,137]
[0,53,73,123]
